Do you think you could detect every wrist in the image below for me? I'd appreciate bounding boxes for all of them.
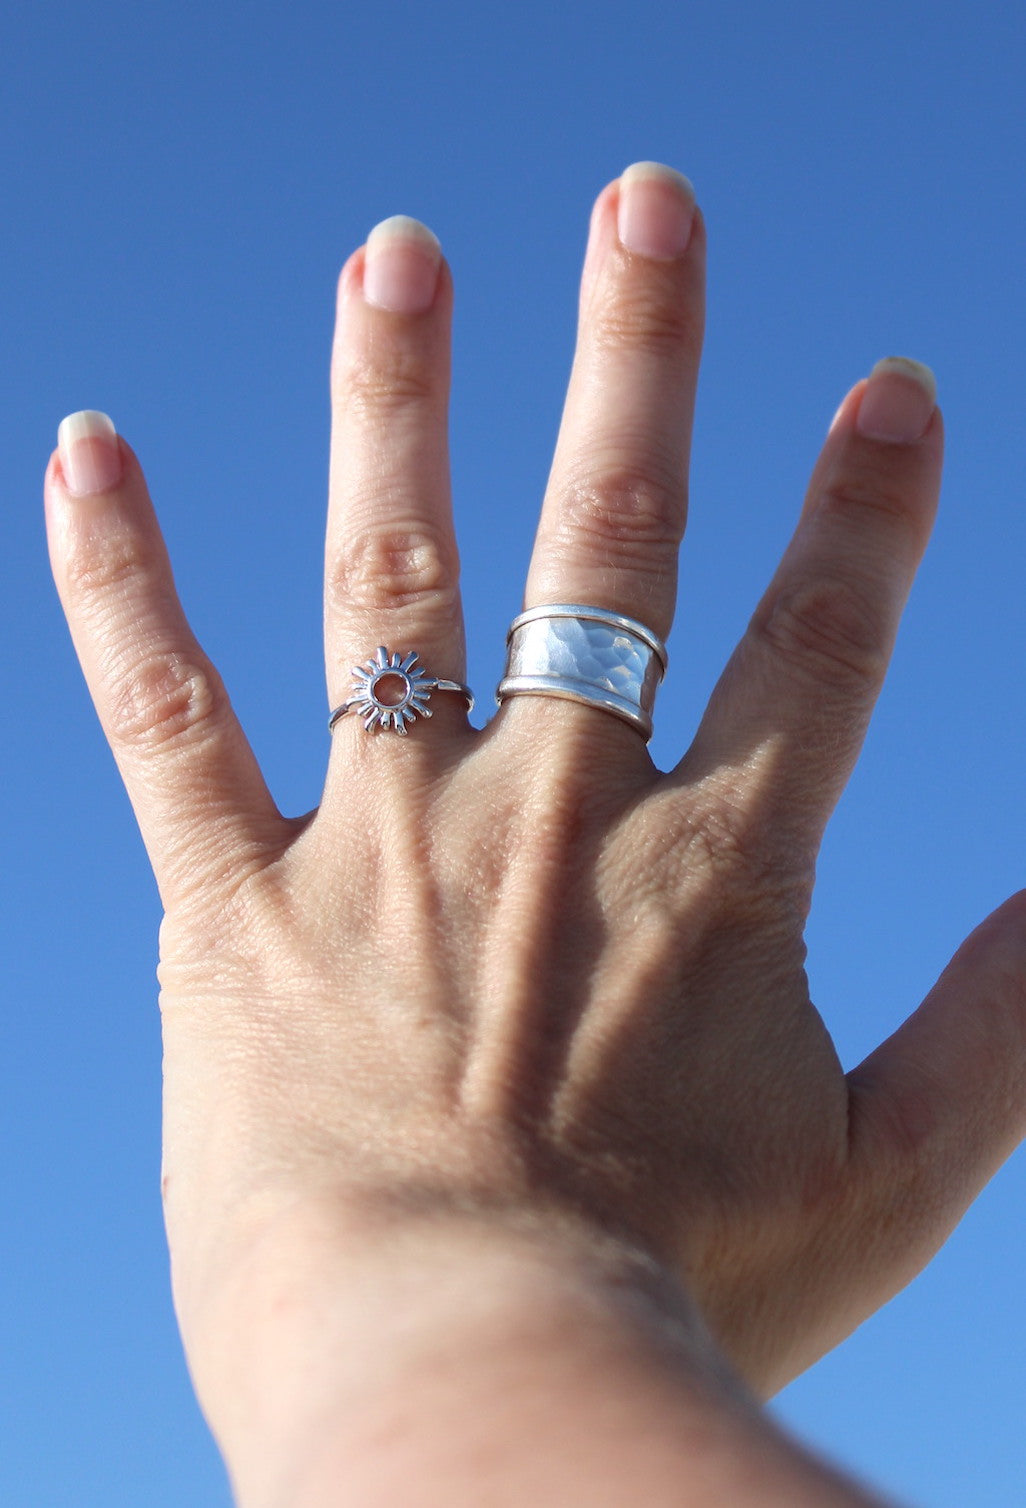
[177,1195,890,1508]
[182,1196,732,1502]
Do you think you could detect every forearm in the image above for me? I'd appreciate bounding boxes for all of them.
[179,1202,896,1508]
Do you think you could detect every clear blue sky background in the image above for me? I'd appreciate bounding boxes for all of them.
[3,1,1025,1502]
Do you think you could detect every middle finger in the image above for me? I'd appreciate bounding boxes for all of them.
[525,162,705,645]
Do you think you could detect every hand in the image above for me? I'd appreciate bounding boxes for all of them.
[46,162,1025,1444]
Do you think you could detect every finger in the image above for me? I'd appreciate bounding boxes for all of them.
[525,162,705,643]
[679,359,943,866]
[845,891,1026,1300]
[46,412,283,903]
[324,216,466,746]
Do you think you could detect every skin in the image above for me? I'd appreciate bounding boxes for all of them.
[45,166,1026,1505]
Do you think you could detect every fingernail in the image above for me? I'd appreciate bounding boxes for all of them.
[364,215,442,314]
[856,358,937,444]
[617,162,696,260]
[57,410,122,496]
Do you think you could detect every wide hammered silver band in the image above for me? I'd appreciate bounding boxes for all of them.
[328,647,474,735]
[496,604,668,740]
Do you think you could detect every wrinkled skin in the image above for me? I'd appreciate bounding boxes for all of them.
[46,167,1026,1415]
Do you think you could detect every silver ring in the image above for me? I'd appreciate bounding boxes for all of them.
[329,647,474,735]
[496,604,667,740]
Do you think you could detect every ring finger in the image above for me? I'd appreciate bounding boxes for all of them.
[324,215,465,745]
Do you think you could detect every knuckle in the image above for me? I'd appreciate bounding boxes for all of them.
[679,796,780,901]
[334,341,438,416]
[686,798,763,883]
[626,788,812,938]
[756,574,888,692]
[557,455,685,556]
[634,787,751,890]
[107,649,228,751]
[61,525,151,603]
[591,275,696,356]
[816,470,924,543]
[330,520,458,613]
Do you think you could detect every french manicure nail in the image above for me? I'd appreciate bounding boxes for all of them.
[57,410,122,496]
[364,215,442,314]
[617,162,696,261]
[856,357,937,444]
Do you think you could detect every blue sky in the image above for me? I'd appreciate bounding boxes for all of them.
[3,1,1026,1501]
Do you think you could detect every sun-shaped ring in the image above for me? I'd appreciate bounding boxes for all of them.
[328,647,474,735]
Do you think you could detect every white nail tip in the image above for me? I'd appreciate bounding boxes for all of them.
[58,410,117,448]
[869,357,937,403]
[366,215,441,254]
[620,161,696,200]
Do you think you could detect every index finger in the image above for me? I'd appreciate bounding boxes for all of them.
[678,359,943,870]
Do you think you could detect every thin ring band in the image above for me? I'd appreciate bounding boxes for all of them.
[496,603,667,740]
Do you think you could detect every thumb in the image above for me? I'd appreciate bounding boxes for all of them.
[847,891,1026,1264]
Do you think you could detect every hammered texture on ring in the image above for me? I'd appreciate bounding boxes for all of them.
[496,604,667,740]
[328,647,474,735]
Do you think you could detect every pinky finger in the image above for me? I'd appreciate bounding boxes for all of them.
[46,411,285,905]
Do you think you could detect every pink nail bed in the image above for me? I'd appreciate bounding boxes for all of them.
[617,162,696,261]
[57,410,122,496]
[364,215,442,314]
[856,358,937,445]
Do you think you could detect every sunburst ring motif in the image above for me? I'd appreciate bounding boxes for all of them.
[327,647,475,735]
[350,647,434,734]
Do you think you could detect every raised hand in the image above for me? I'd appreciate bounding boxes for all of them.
[46,165,1026,1503]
